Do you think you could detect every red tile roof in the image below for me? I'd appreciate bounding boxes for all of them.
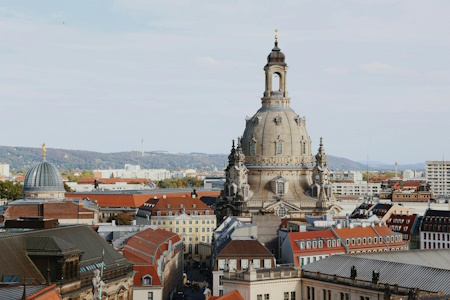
[210,290,244,300]
[66,191,220,208]
[150,196,214,216]
[287,231,346,266]
[77,178,149,184]
[123,228,181,287]
[27,284,62,300]
[133,265,162,287]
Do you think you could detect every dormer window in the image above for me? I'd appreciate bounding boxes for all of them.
[157,211,161,216]
[205,211,209,215]
[194,211,198,216]
[142,275,152,286]
[193,204,196,208]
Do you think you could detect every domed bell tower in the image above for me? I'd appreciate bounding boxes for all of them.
[262,30,290,108]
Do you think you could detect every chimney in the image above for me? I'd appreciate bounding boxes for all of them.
[112,220,116,226]
[362,223,367,228]
[163,195,166,199]
[154,196,157,199]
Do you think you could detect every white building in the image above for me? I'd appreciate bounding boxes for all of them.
[420,209,450,250]
[0,163,10,178]
[329,171,363,183]
[426,161,450,196]
[93,165,171,181]
[331,182,381,196]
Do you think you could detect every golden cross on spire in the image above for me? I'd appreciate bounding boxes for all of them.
[275,29,278,42]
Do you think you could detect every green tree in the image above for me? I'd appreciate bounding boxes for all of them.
[107,213,134,225]
[64,182,73,192]
[0,180,23,200]
[110,173,114,178]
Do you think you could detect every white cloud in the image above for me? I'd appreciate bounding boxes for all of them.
[359,61,418,76]
[193,56,218,67]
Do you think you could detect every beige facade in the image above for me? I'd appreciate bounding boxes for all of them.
[222,268,301,300]
[332,182,381,196]
[150,213,216,259]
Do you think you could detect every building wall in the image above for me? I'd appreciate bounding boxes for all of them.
[0,163,10,177]
[332,182,381,196]
[133,287,163,300]
[426,161,450,196]
[420,231,450,249]
[223,276,301,300]
[148,214,216,259]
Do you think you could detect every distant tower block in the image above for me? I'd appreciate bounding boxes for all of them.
[141,136,144,157]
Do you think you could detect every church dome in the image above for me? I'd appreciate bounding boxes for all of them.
[242,107,312,164]
[267,42,286,65]
[23,160,65,195]
[241,40,313,166]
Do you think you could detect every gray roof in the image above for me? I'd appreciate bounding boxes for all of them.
[303,249,450,293]
[0,225,132,284]
[0,285,48,300]
[23,160,65,193]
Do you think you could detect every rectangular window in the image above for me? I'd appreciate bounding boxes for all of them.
[241,259,249,270]
[253,259,260,268]
[219,275,223,286]
[257,295,262,300]
[284,292,289,300]
[148,292,153,300]
[265,294,270,300]
[218,259,225,270]
[291,291,296,300]
[264,259,272,268]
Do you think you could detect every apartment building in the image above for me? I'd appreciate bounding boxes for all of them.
[420,209,450,250]
[137,195,216,261]
[281,223,409,268]
[332,182,381,196]
[212,239,275,296]
[426,161,450,196]
[122,228,184,300]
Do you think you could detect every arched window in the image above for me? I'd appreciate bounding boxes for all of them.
[302,141,306,155]
[277,182,285,195]
[278,207,286,217]
[276,140,283,155]
[272,73,281,92]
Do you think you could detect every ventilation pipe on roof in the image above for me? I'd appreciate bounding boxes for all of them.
[163,195,166,199]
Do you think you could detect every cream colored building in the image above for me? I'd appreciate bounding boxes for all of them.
[142,196,216,261]
[221,250,450,300]
[222,267,301,300]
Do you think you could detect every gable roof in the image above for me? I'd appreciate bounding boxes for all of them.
[217,239,273,258]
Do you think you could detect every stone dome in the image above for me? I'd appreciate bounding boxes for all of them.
[267,42,286,65]
[23,159,65,197]
[242,107,313,166]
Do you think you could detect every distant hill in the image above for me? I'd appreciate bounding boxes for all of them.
[357,160,426,171]
[1,145,375,172]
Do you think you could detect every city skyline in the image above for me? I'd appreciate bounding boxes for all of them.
[1,1,450,164]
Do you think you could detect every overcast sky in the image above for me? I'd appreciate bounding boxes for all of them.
[1,0,449,164]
